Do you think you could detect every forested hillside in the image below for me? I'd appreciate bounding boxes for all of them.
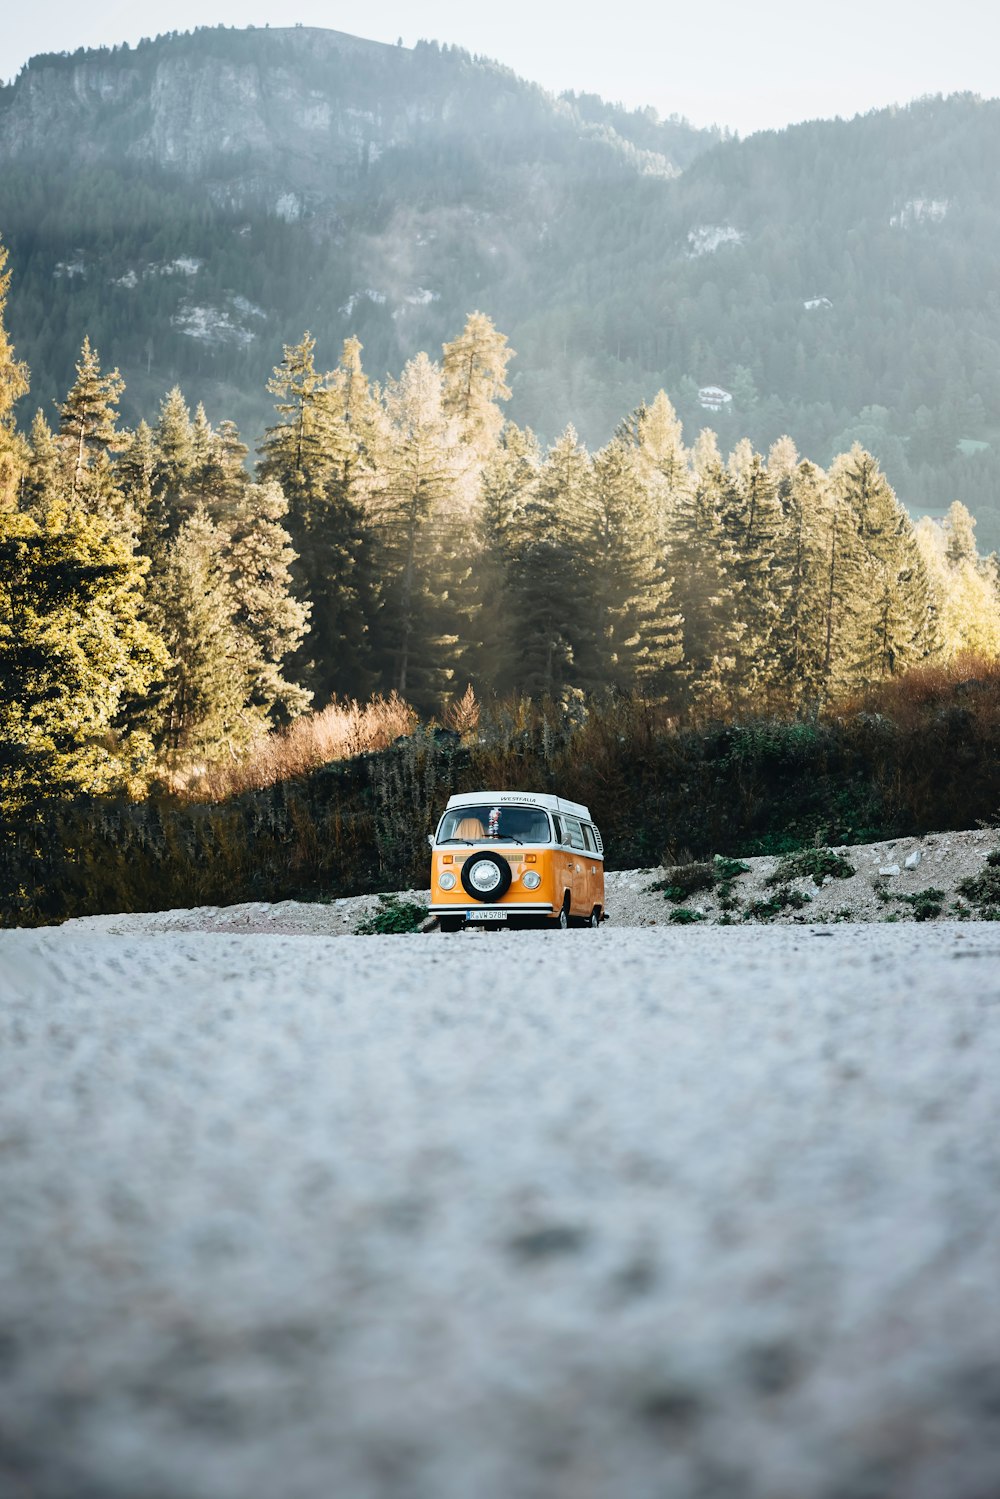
[3,227,999,816]
[1,30,998,541]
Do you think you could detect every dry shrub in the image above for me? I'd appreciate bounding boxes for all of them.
[444,683,480,739]
[834,653,1000,731]
[190,693,417,800]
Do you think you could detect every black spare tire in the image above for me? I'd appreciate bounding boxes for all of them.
[460,851,512,903]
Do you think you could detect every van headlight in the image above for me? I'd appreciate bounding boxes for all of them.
[522,870,542,890]
[438,870,457,890]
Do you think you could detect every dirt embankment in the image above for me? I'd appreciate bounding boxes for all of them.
[52,828,1000,936]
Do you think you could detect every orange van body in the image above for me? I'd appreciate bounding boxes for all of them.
[429,792,605,930]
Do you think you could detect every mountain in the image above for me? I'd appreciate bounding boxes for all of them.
[1,28,999,544]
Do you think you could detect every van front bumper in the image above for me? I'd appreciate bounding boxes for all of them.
[429,902,554,915]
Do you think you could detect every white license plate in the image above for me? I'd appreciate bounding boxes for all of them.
[467,908,507,921]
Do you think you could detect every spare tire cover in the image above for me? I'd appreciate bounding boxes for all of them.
[460,851,513,903]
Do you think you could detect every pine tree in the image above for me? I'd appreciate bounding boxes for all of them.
[0,508,168,808]
[260,335,379,703]
[0,239,30,514]
[58,337,125,509]
[116,420,162,555]
[189,402,215,504]
[915,503,1000,659]
[777,460,844,706]
[225,480,312,722]
[152,386,194,520]
[21,412,63,523]
[441,311,513,464]
[714,451,790,703]
[467,423,541,693]
[633,390,688,492]
[505,426,593,702]
[690,427,722,478]
[830,445,937,682]
[151,506,248,767]
[666,459,742,712]
[258,333,337,511]
[587,437,683,695]
[369,352,464,710]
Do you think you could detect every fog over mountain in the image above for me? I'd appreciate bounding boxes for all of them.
[2,25,998,540]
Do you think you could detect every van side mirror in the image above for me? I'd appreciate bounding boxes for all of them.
[427,834,435,849]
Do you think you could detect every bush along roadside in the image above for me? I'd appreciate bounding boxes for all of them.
[356,894,430,935]
[956,849,1000,918]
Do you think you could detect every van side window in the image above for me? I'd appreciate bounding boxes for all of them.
[552,816,564,845]
[563,816,585,850]
[582,823,597,854]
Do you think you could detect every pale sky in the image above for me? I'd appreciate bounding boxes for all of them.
[2,0,999,135]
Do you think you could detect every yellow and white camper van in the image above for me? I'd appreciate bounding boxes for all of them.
[429,791,605,931]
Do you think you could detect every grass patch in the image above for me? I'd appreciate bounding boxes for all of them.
[667,907,707,924]
[744,886,812,921]
[356,894,429,935]
[766,847,856,887]
[893,887,946,921]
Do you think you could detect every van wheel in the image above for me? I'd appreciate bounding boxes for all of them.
[439,915,464,933]
[589,908,601,928]
[550,895,571,930]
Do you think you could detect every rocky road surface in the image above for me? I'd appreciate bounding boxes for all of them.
[2,923,1000,1499]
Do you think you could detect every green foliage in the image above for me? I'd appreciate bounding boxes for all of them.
[744,887,812,921]
[713,855,750,881]
[648,862,716,903]
[766,847,856,887]
[0,510,168,810]
[667,907,706,924]
[894,887,947,921]
[957,854,1000,913]
[356,893,429,935]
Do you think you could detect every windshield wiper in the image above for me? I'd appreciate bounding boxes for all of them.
[491,834,524,844]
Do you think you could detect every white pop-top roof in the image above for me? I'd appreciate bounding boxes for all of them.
[445,790,592,821]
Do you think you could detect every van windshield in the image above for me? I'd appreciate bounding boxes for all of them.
[436,805,552,844]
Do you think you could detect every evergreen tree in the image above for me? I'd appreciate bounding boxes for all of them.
[915,503,1000,659]
[258,334,377,702]
[666,458,742,712]
[506,426,593,702]
[777,460,843,706]
[0,240,29,513]
[441,311,513,464]
[369,352,464,709]
[152,386,195,519]
[467,423,541,693]
[633,390,688,492]
[116,420,162,554]
[715,452,790,703]
[58,337,125,508]
[0,508,168,808]
[830,445,937,682]
[151,506,247,767]
[21,412,63,523]
[189,402,215,503]
[225,479,312,722]
[258,333,336,505]
[587,437,683,695]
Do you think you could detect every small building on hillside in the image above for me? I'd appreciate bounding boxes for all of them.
[698,385,732,412]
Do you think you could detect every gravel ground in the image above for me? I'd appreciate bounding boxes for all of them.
[2,921,1000,1499]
